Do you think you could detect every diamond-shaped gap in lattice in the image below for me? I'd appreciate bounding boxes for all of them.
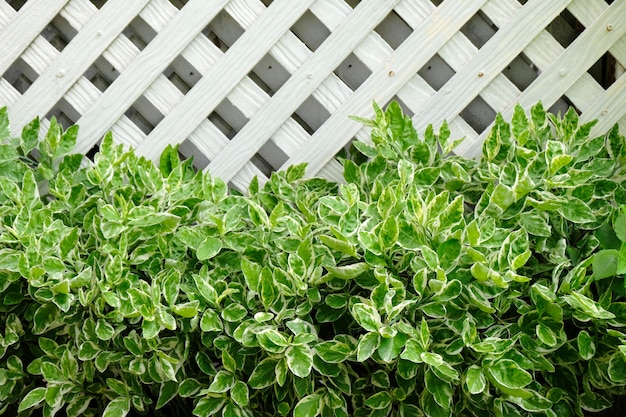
[250,54,291,97]
[85,56,121,93]
[163,54,202,95]
[250,152,276,178]
[6,0,25,11]
[588,52,621,89]
[293,95,331,135]
[459,10,498,49]
[549,95,577,116]
[178,139,210,171]
[206,8,245,51]
[124,102,156,136]
[3,58,37,95]
[502,52,540,91]
[88,0,106,9]
[417,54,455,91]
[213,99,249,138]
[41,15,75,53]
[123,15,157,52]
[45,97,80,131]
[290,9,330,53]
[85,143,99,162]
[545,7,583,49]
[247,70,275,97]
[334,53,372,91]
[257,139,289,173]
[373,9,412,50]
[460,95,497,134]
[168,0,188,11]
[208,110,236,140]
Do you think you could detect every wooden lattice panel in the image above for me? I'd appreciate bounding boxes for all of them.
[1,0,625,191]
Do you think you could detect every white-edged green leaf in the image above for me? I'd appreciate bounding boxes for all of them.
[102,396,131,417]
[465,365,486,394]
[487,359,532,390]
[18,387,46,412]
[294,393,322,417]
[286,344,314,378]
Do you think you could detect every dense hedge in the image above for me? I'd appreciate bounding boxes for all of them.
[1,103,626,417]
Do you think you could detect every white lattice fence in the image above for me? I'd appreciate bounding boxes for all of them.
[1,0,625,191]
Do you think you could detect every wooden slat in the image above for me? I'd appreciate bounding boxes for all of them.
[74,0,229,153]
[461,0,626,157]
[411,0,571,135]
[8,0,151,130]
[582,70,626,135]
[0,0,69,75]
[206,0,401,183]
[135,0,316,161]
[282,0,488,177]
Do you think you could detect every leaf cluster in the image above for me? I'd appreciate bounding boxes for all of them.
[0,102,625,417]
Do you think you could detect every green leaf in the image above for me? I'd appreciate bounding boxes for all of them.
[208,371,235,393]
[173,300,200,318]
[248,358,278,389]
[425,369,452,410]
[315,341,352,363]
[577,330,596,360]
[378,332,408,362]
[18,387,46,412]
[487,359,532,390]
[294,393,322,417]
[562,292,615,319]
[96,319,115,340]
[102,397,131,417]
[326,262,370,280]
[193,396,226,417]
[179,378,204,398]
[536,322,557,346]
[365,391,393,409]
[231,381,249,407]
[594,250,620,280]
[286,344,314,378]
[350,302,382,332]
[197,237,222,260]
[221,303,247,322]
[156,381,179,410]
[357,332,381,362]
[465,365,486,394]
[557,197,596,223]
[608,354,626,383]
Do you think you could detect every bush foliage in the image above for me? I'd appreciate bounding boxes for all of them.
[1,103,626,417]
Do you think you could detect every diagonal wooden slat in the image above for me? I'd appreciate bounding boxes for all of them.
[460,0,626,157]
[411,0,572,136]
[0,0,69,76]
[282,0,488,177]
[205,0,401,183]
[74,0,230,154]
[135,0,317,161]
[8,0,151,130]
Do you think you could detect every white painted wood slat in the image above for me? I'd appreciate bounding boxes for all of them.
[1,0,625,192]
[8,0,151,129]
[282,0,489,176]
[0,0,69,75]
[206,0,401,183]
[74,0,229,153]
[135,0,317,161]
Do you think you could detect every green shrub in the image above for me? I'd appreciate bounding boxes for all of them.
[0,102,625,417]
